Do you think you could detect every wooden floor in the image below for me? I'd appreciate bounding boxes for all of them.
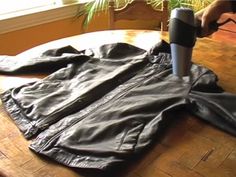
[0,28,236,177]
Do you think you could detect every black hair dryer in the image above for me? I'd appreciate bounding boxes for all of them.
[169,8,196,79]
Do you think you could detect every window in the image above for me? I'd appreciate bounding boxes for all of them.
[0,0,59,16]
[0,0,80,34]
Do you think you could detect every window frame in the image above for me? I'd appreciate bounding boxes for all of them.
[0,1,83,34]
[0,0,59,16]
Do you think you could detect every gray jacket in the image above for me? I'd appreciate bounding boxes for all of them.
[1,41,236,170]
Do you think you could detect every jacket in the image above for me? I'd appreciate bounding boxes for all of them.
[1,41,236,170]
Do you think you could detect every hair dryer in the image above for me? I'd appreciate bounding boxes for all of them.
[169,8,196,79]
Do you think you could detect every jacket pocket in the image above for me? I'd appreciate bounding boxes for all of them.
[117,120,145,152]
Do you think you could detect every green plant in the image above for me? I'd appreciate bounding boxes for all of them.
[168,0,213,11]
[78,0,130,26]
[78,0,214,27]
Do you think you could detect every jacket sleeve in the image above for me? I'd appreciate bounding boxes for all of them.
[0,46,90,74]
[188,67,236,136]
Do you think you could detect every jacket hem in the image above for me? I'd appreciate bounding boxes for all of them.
[29,145,117,170]
[0,89,38,139]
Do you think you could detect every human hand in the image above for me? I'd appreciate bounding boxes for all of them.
[195,0,232,37]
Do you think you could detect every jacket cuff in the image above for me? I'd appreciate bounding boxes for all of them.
[231,1,236,13]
